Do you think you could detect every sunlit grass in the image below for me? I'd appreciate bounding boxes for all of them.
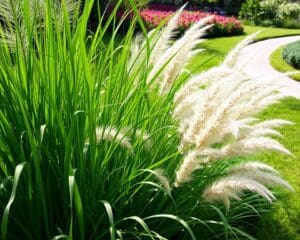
[253,98,300,240]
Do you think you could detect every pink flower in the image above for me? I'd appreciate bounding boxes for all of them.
[138,9,244,36]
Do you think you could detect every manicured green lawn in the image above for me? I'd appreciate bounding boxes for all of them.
[189,25,300,72]
[253,98,300,240]
[189,25,300,240]
[270,46,300,81]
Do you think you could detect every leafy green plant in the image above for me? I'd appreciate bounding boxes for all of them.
[282,40,300,69]
[239,0,261,23]
[239,0,300,28]
[0,0,294,239]
[277,2,300,21]
[259,0,282,20]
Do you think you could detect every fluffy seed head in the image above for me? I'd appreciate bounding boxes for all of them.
[94,126,133,152]
[202,176,276,207]
[153,169,172,195]
[175,151,204,187]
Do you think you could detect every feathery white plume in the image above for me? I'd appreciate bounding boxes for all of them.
[152,169,172,195]
[175,151,204,187]
[222,31,261,69]
[174,66,234,106]
[228,170,293,191]
[223,118,257,139]
[254,119,294,129]
[181,78,260,148]
[85,126,152,153]
[228,162,278,174]
[149,5,186,66]
[147,16,213,93]
[200,136,292,162]
[202,176,275,207]
[228,161,294,190]
[94,126,133,152]
[128,33,147,72]
[128,6,185,78]
[232,137,292,156]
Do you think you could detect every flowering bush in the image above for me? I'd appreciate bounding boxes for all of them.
[240,0,300,27]
[277,2,300,21]
[140,9,244,37]
[259,0,300,21]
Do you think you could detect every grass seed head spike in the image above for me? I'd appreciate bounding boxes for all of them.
[202,176,276,207]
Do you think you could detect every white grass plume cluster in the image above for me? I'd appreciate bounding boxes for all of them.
[202,161,293,207]
[129,7,293,207]
[0,0,81,50]
[173,32,293,188]
[128,7,185,74]
[202,175,275,207]
[222,31,261,69]
[150,18,212,93]
[129,9,212,93]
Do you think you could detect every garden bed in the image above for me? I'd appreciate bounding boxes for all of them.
[108,6,244,37]
[140,9,244,37]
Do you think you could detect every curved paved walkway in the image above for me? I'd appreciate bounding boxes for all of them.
[236,35,300,99]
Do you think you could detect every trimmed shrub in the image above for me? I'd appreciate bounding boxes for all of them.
[282,40,300,69]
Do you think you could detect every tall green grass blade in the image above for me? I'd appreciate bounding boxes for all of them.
[144,214,196,240]
[69,173,84,240]
[102,200,116,240]
[68,176,75,238]
[1,162,27,240]
[121,216,155,240]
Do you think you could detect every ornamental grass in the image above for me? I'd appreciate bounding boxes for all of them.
[0,0,293,239]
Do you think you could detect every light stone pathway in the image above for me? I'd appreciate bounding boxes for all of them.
[236,35,300,99]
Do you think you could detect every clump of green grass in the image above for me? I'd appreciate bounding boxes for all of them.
[0,1,295,239]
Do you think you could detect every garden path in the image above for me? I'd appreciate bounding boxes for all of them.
[236,35,300,99]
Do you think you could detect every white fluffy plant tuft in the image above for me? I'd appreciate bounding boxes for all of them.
[129,8,213,93]
[129,7,294,207]
[202,161,294,207]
